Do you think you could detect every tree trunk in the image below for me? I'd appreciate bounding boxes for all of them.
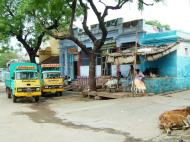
[89,53,96,91]
[29,53,36,63]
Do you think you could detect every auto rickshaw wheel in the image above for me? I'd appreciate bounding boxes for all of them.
[8,93,11,99]
[6,88,11,99]
[59,92,63,96]
[34,96,39,102]
[13,96,17,103]
[55,92,62,96]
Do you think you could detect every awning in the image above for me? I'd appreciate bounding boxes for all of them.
[106,43,179,64]
[106,51,135,64]
[139,43,179,61]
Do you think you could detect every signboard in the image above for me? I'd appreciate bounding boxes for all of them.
[68,48,77,54]
[41,64,60,68]
[16,66,36,70]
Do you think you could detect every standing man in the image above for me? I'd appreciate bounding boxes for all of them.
[127,65,134,83]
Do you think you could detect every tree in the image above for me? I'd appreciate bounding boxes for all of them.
[0,0,64,63]
[28,0,162,91]
[146,20,170,31]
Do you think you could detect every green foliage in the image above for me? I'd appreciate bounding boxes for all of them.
[145,20,170,30]
[27,0,81,32]
[0,0,29,44]
[0,50,18,68]
[0,0,81,52]
[0,0,23,36]
[0,41,19,68]
[0,45,9,53]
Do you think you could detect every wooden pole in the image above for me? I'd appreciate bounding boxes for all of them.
[133,32,138,78]
[77,52,81,77]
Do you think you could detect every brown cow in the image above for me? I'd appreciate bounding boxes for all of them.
[159,107,190,135]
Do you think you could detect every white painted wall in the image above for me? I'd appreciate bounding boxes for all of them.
[96,65,101,77]
[80,66,89,76]
[112,64,139,77]
[111,65,117,76]
[80,64,139,77]
[120,64,140,77]
[120,65,130,77]
[80,65,101,77]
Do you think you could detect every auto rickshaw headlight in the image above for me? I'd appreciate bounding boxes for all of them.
[17,88,22,92]
[36,88,40,91]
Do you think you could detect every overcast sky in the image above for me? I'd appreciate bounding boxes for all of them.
[81,0,190,32]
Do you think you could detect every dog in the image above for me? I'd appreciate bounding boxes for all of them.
[159,107,190,135]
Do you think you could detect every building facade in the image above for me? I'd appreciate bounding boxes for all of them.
[139,31,190,94]
[60,18,158,79]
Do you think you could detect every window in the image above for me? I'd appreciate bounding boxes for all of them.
[80,49,102,66]
[81,58,89,66]
[43,72,60,79]
[15,72,38,80]
[96,57,101,65]
[121,42,136,49]
[80,49,90,66]
[123,20,139,28]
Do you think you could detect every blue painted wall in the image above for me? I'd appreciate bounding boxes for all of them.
[177,43,190,77]
[60,40,75,79]
[139,51,178,94]
[140,50,190,94]
[145,77,190,94]
[139,31,190,94]
[140,51,177,77]
[177,56,190,77]
[140,42,190,94]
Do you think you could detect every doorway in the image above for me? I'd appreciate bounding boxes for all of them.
[74,61,78,79]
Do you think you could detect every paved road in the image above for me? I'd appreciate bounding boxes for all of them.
[0,86,190,142]
[0,82,5,92]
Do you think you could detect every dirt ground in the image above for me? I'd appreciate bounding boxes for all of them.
[0,82,190,142]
